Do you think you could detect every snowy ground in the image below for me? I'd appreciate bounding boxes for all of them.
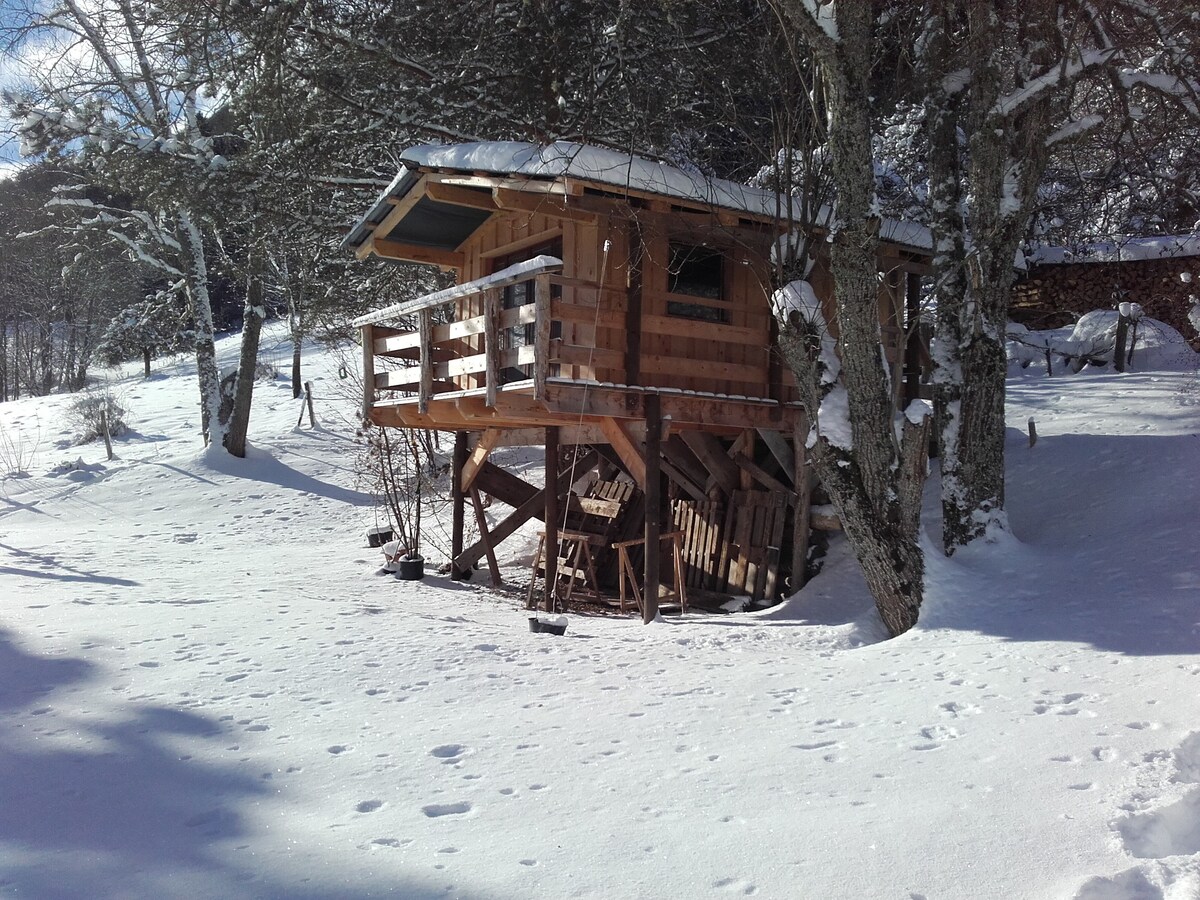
[1,325,1199,899]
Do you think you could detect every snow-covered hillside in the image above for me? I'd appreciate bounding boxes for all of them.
[1,325,1198,899]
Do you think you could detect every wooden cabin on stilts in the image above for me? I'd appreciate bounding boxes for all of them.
[344,142,933,622]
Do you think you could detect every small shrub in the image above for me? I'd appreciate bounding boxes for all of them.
[67,391,129,444]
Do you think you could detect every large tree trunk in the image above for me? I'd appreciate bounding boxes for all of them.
[224,244,266,458]
[178,212,224,449]
[924,3,1054,553]
[777,2,929,637]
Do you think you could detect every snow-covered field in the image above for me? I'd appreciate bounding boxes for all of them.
[2,325,1199,899]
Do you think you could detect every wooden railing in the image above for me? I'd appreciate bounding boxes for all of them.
[359,259,622,417]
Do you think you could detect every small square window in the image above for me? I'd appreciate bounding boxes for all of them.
[668,243,723,299]
[667,242,729,324]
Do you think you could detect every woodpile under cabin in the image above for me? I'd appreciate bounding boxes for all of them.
[344,141,933,620]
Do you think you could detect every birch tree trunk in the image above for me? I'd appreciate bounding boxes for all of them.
[178,212,224,448]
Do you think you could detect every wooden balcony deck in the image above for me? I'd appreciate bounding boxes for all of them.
[357,258,804,439]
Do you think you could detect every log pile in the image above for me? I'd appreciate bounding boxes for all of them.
[1013,256,1200,349]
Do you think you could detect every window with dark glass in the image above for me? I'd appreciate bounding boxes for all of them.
[666,242,729,323]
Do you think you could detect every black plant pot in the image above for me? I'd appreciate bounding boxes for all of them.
[367,526,394,548]
[396,556,425,581]
[528,617,567,636]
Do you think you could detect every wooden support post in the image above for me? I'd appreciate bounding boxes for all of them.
[484,288,501,407]
[544,426,560,613]
[792,412,812,592]
[417,309,433,414]
[534,274,551,400]
[643,393,662,624]
[360,324,375,421]
[304,381,316,427]
[451,431,468,579]
[469,487,502,586]
[99,409,114,461]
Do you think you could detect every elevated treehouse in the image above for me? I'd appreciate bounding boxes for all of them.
[345,142,932,615]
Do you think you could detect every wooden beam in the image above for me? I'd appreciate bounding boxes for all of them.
[369,238,465,270]
[450,432,468,579]
[469,487,502,586]
[493,187,600,224]
[660,459,707,502]
[732,452,793,495]
[757,428,795,475]
[643,393,662,624]
[461,428,503,492]
[355,178,427,259]
[599,417,647,489]
[485,424,612,447]
[680,432,739,495]
[424,181,499,212]
[542,384,796,431]
[453,450,598,573]
[479,227,563,260]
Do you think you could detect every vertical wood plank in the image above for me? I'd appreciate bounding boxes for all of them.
[417,309,432,414]
[643,393,662,624]
[484,288,500,408]
[361,324,375,421]
[534,274,551,399]
[626,224,644,385]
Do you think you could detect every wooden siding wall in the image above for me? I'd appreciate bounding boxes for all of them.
[637,230,782,398]
[449,204,928,402]
[454,211,630,389]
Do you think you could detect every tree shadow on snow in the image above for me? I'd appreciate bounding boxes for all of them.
[920,430,1200,656]
[0,540,141,587]
[202,446,374,507]
[0,628,489,899]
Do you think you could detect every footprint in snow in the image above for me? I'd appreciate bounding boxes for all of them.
[431,744,466,762]
[421,801,473,818]
[355,800,383,813]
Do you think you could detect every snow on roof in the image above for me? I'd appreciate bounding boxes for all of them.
[344,141,932,253]
[1028,234,1200,265]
